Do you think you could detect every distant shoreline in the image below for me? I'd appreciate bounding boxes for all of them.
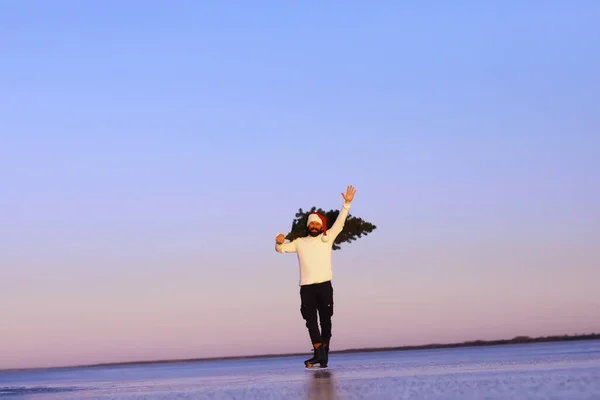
[2,333,598,373]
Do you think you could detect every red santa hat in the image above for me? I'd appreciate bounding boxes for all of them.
[307,212,329,242]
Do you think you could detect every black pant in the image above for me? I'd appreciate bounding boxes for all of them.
[300,280,334,345]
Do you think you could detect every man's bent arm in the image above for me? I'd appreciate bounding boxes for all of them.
[327,202,351,240]
[275,240,297,253]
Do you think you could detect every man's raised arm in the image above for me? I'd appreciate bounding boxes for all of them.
[275,233,297,253]
[326,185,356,240]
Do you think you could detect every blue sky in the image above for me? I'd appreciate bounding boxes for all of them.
[1,1,599,369]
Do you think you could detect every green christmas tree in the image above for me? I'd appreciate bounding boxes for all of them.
[285,206,377,250]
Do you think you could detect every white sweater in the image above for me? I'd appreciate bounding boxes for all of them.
[276,202,351,286]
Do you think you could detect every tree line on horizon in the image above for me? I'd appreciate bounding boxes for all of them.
[338,332,600,353]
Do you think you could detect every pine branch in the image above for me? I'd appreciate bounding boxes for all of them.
[286,207,377,250]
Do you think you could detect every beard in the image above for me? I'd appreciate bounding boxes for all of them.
[308,228,323,237]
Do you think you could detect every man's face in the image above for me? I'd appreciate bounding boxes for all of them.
[308,221,323,237]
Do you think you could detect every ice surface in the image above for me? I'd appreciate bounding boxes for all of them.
[1,340,599,399]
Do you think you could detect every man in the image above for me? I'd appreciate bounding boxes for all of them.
[275,185,356,368]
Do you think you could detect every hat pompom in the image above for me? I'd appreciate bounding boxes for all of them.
[321,234,329,242]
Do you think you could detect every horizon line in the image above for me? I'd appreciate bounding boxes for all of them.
[2,332,598,373]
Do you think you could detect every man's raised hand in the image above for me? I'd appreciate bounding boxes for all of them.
[342,185,356,204]
[275,233,286,244]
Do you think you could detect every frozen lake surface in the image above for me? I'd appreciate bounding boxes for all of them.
[1,340,599,399]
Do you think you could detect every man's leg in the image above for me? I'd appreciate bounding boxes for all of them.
[316,281,334,366]
[300,284,322,345]
[317,281,334,342]
[300,284,327,367]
